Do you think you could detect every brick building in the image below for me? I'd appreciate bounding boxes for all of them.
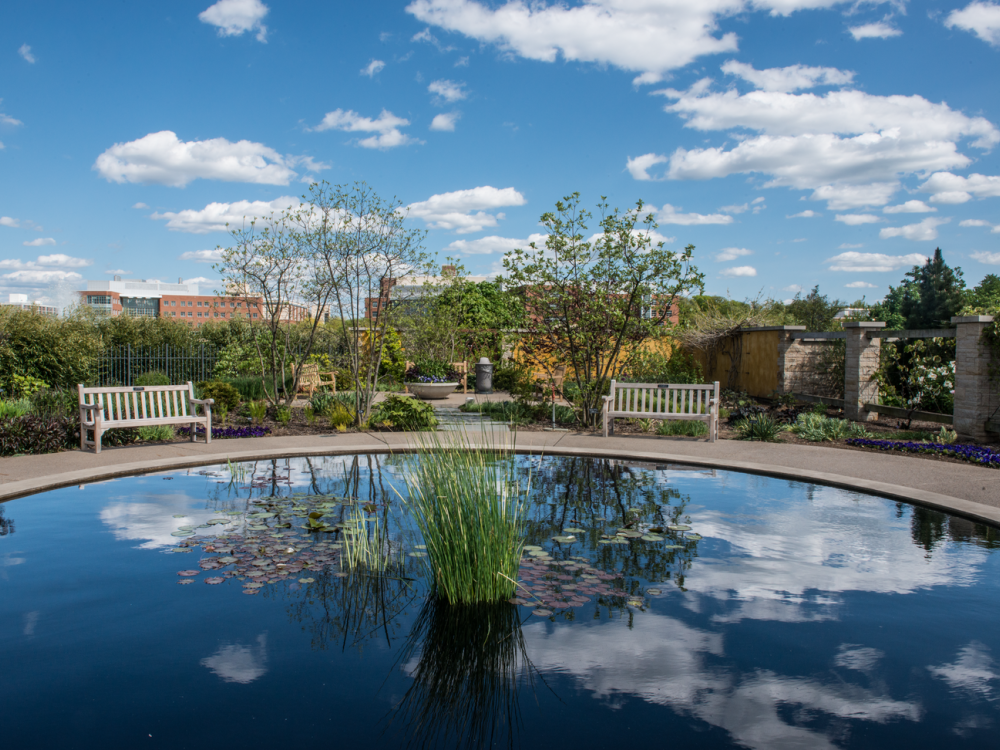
[78,278,309,328]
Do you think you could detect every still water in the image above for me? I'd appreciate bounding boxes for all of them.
[1,454,998,748]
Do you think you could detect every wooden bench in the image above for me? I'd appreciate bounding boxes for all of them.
[534,364,567,400]
[602,380,720,441]
[78,382,214,453]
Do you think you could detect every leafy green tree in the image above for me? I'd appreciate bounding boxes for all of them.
[501,193,703,427]
[900,247,966,329]
[785,285,845,331]
[967,274,1000,312]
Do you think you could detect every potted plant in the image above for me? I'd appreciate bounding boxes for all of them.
[405,361,461,400]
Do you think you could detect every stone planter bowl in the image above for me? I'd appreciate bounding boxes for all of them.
[406,382,458,400]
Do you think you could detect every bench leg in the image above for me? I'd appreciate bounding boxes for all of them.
[205,409,212,444]
[190,421,197,442]
[602,413,609,438]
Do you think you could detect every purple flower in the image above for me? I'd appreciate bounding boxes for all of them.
[177,425,272,439]
[845,438,1000,468]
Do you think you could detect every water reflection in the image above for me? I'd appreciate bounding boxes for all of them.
[386,599,535,749]
[0,504,14,536]
[928,642,999,701]
[201,633,269,684]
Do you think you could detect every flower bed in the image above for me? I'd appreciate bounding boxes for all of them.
[177,425,272,439]
[845,438,1000,468]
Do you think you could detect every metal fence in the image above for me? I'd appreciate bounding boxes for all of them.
[95,345,220,386]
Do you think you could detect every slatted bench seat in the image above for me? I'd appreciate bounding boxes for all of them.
[602,380,720,442]
[78,382,214,453]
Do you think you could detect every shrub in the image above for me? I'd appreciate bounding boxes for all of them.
[620,349,703,384]
[223,376,266,402]
[134,371,170,387]
[459,399,537,425]
[369,394,438,430]
[275,406,292,425]
[247,400,268,422]
[492,361,532,394]
[195,380,241,412]
[733,413,782,441]
[0,399,32,419]
[29,389,75,419]
[0,416,76,456]
[9,374,49,399]
[138,425,174,442]
[656,419,708,437]
[792,413,871,442]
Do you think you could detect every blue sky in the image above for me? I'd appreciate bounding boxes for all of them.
[2,0,1000,309]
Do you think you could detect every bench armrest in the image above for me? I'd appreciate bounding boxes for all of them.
[80,403,103,412]
[601,395,613,403]
[189,397,215,406]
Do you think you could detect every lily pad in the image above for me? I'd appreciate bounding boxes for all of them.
[641,534,665,542]
[298,577,315,583]
[552,535,577,544]
[177,579,194,585]
[407,551,428,558]
[647,588,662,595]
[172,514,187,518]
[687,533,703,541]
[177,570,199,577]
[533,609,553,617]
[243,582,264,589]
[668,524,691,531]
[562,527,586,534]
[204,577,225,585]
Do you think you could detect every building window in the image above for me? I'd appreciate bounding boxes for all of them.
[86,295,112,305]
[120,296,159,318]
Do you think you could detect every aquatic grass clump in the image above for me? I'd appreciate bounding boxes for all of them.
[845,438,1000,468]
[400,433,529,605]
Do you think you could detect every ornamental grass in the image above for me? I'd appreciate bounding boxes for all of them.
[399,432,529,605]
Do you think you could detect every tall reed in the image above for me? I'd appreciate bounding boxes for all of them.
[399,432,529,605]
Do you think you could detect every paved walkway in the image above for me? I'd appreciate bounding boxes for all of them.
[1,428,998,526]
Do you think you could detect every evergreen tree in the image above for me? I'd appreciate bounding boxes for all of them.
[786,285,844,331]
[900,248,965,329]
[968,273,1000,312]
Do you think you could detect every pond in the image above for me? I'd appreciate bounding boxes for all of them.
[2,454,999,748]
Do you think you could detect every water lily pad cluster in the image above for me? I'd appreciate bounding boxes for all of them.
[512,550,624,617]
[168,490,396,595]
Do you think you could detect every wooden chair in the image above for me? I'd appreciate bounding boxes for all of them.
[294,362,336,398]
[534,364,567,400]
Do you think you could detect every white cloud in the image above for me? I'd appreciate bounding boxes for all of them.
[783,284,803,293]
[883,200,935,214]
[971,251,1000,264]
[151,196,298,233]
[454,56,469,67]
[921,172,1000,204]
[310,109,416,149]
[879,217,949,241]
[428,79,467,102]
[94,131,298,186]
[0,103,23,127]
[23,237,56,247]
[721,60,854,92]
[430,112,460,131]
[407,0,742,85]
[626,153,669,181]
[0,253,91,287]
[838,243,863,249]
[132,202,149,209]
[656,79,998,209]
[848,22,902,40]
[719,203,748,214]
[443,232,547,255]
[945,2,1000,47]
[714,247,752,262]
[656,204,733,226]
[835,213,880,225]
[37,254,90,267]
[845,281,877,288]
[788,210,819,218]
[405,186,526,233]
[180,249,225,263]
[106,269,131,275]
[720,265,757,277]
[199,0,269,43]
[960,219,993,227]
[361,59,386,77]
[183,276,217,286]
[18,44,35,63]
[825,251,928,272]
[0,216,19,227]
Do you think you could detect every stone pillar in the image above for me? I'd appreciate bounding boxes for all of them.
[843,322,885,421]
[951,315,995,443]
[775,326,806,394]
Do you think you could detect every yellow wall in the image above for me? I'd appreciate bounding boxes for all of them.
[689,329,780,396]
[508,335,676,379]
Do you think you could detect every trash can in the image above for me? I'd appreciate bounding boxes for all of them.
[474,357,493,394]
